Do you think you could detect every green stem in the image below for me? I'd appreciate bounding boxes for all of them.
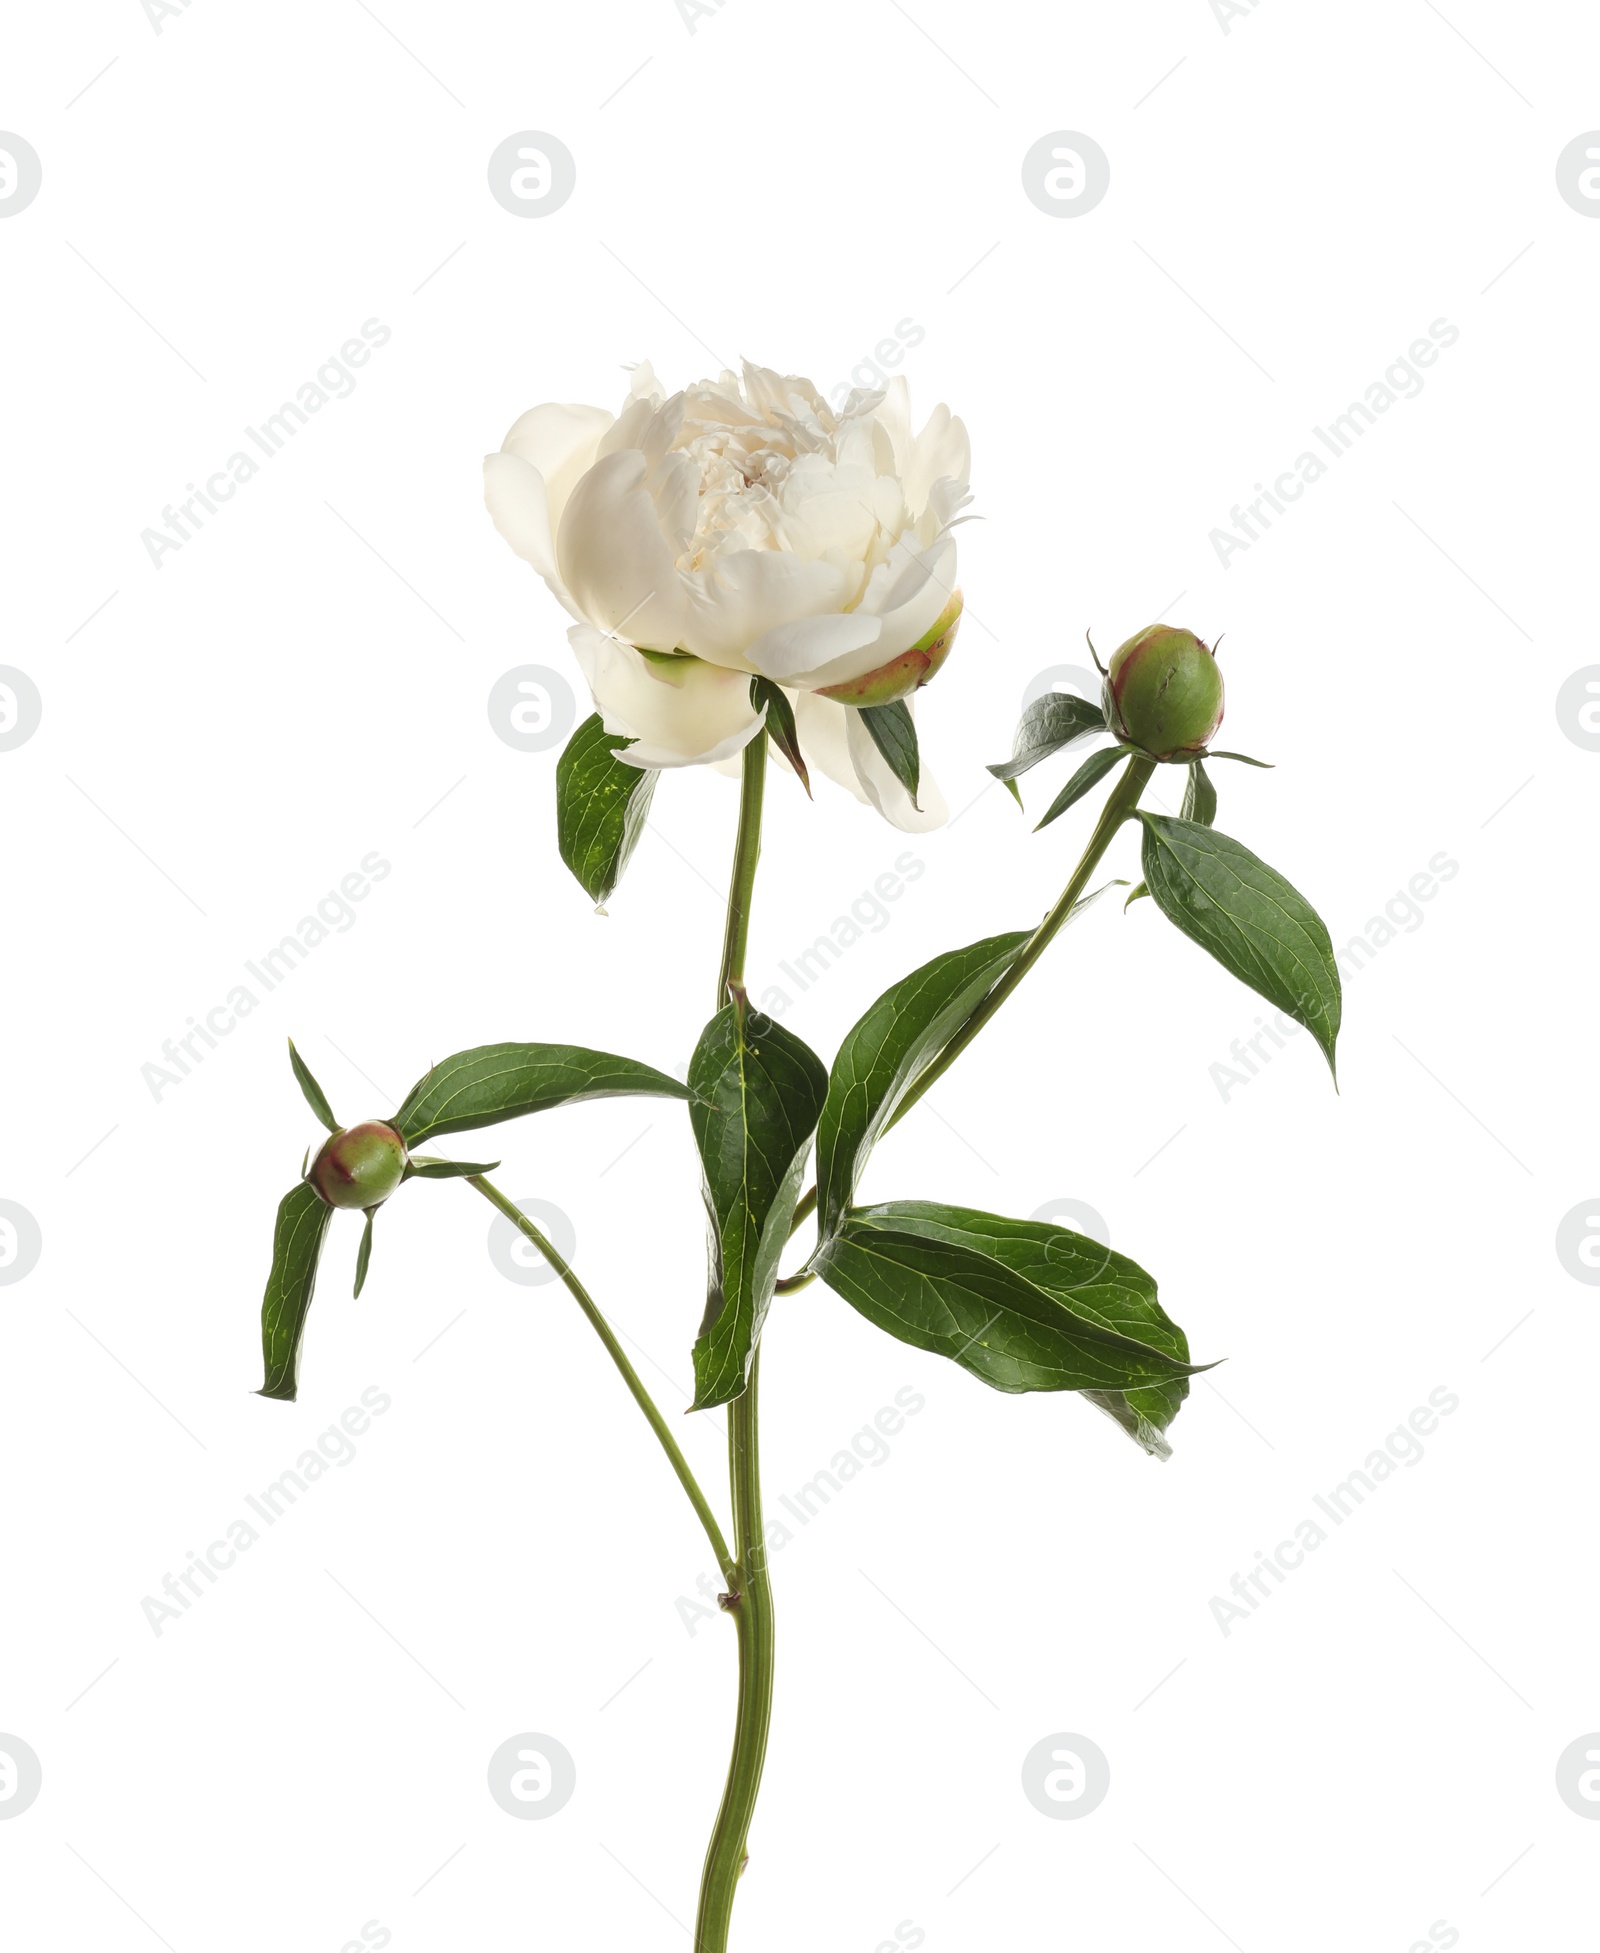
[717,727,767,1006]
[695,1351,775,1949]
[886,755,1155,1128]
[467,1172,734,1584]
[696,732,776,1953]
[781,754,1156,1254]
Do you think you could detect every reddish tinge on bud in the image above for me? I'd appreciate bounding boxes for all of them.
[815,592,963,707]
[309,1122,409,1210]
[1102,625,1224,760]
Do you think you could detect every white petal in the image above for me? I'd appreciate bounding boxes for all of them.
[596,394,655,461]
[569,626,762,769]
[500,402,613,535]
[557,450,687,651]
[791,691,868,805]
[743,609,883,685]
[483,452,580,618]
[864,533,959,658]
[679,550,854,668]
[788,535,959,692]
[871,376,913,476]
[904,404,971,518]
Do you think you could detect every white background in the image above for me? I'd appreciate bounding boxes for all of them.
[2,1,1597,1947]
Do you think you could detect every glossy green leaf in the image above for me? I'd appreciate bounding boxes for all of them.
[407,1156,500,1179]
[258,1181,334,1402]
[1137,814,1341,1075]
[987,693,1107,804]
[555,713,660,907]
[751,677,810,797]
[1035,746,1129,831]
[689,1002,828,1411]
[1206,751,1274,768]
[1124,882,1150,909]
[394,1043,688,1145]
[857,701,920,806]
[816,932,1030,1244]
[288,1038,339,1132]
[1181,757,1217,827]
[814,1202,1204,1435]
[353,1211,374,1299]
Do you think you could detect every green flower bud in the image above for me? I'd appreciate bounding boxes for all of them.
[309,1122,409,1210]
[815,592,962,707]
[1102,625,1224,761]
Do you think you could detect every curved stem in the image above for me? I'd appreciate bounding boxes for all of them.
[696,732,776,1953]
[467,1171,734,1584]
[887,755,1155,1128]
[782,755,1157,1249]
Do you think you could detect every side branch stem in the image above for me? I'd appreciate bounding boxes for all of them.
[467,1173,734,1583]
[887,755,1156,1127]
[783,754,1156,1247]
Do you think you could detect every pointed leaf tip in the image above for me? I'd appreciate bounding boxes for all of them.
[988,693,1107,787]
[1137,813,1341,1079]
[353,1211,374,1298]
[392,1042,688,1145]
[857,700,921,808]
[1034,746,1126,831]
[288,1039,340,1133]
[408,1156,501,1179]
[813,1201,1201,1450]
[751,678,811,797]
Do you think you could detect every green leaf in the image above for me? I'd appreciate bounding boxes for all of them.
[555,713,660,907]
[353,1211,374,1299]
[857,701,920,807]
[407,1156,501,1179]
[287,1039,339,1132]
[987,693,1107,797]
[1079,1387,1187,1460]
[1124,882,1150,909]
[258,1181,334,1402]
[689,1002,828,1411]
[1181,757,1217,827]
[813,1201,1204,1439]
[816,931,1030,1244]
[1206,751,1274,768]
[751,677,810,797]
[393,1043,688,1146]
[1035,746,1128,831]
[1137,814,1341,1076]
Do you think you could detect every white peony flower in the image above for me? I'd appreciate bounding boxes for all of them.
[484,360,971,830]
